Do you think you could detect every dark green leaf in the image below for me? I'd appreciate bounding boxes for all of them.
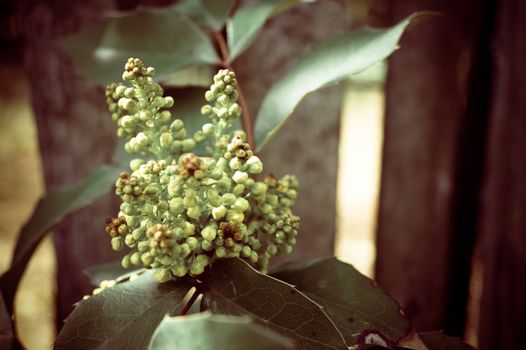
[419,332,474,350]
[55,271,191,350]
[254,12,433,151]
[203,258,347,349]
[83,261,141,286]
[227,0,313,61]
[226,2,276,61]
[0,165,121,315]
[272,258,411,347]
[59,9,219,85]
[172,0,234,31]
[149,312,293,349]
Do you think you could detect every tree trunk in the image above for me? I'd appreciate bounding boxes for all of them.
[478,1,526,349]
[19,0,119,327]
[375,1,481,331]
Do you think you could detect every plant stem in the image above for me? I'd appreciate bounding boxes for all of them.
[214,32,255,150]
[180,288,200,316]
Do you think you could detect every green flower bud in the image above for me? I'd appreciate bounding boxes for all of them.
[221,193,236,206]
[241,245,251,258]
[246,156,263,174]
[201,226,217,241]
[160,132,173,148]
[183,190,197,207]
[226,210,244,223]
[193,131,206,143]
[130,159,144,171]
[138,241,150,252]
[229,157,241,170]
[182,139,196,152]
[201,105,212,115]
[212,205,227,220]
[111,237,123,251]
[124,234,135,247]
[171,264,187,277]
[170,119,184,131]
[202,240,213,251]
[232,198,249,212]
[216,247,226,258]
[186,237,199,250]
[232,184,245,196]
[164,96,174,108]
[232,171,248,184]
[154,268,172,283]
[169,198,184,215]
[182,222,195,237]
[187,206,201,219]
[251,182,267,196]
[180,243,191,257]
[130,252,141,265]
[141,252,153,265]
[204,90,215,102]
[121,254,131,269]
[202,123,215,135]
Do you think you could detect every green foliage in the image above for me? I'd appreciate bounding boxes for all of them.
[254,12,431,151]
[203,258,347,349]
[0,3,471,350]
[0,165,121,314]
[59,9,218,84]
[55,271,190,350]
[149,312,293,350]
[272,258,411,346]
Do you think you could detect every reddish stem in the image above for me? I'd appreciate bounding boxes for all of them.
[180,288,200,316]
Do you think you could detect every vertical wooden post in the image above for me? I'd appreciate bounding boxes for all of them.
[375,1,481,331]
[478,1,526,348]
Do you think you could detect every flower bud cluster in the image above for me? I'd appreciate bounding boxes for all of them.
[105,58,197,158]
[105,59,300,282]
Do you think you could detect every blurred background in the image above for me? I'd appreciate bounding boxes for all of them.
[1,0,525,349]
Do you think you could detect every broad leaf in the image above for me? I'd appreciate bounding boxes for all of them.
[226,0,313,61]
[0,165,121,314]
[173,0,234,31]
[203,258,347,349]
[149,312,293,349]
[272,258,411,347]
[59,9,219,85]
[83,261,140,286]
[254,12,432,151]
[419,332,474,350]
[55,271,190,350]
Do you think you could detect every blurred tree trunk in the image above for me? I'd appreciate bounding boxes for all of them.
[234,0,348,263]
[374,1,482,331]
[19,0,119,328]
[478,1,526,349]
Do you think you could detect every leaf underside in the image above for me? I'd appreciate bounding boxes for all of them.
[149,312,293,350]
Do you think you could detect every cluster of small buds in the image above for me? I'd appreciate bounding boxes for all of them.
[105,59,300,282]
[200,69,241,126]
[105,58,196,159]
